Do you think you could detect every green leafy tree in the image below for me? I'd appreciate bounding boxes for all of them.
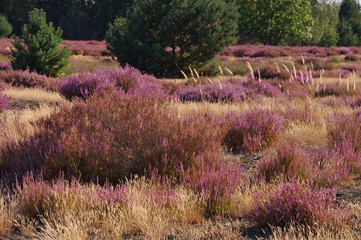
[0,14,12,38]
[310,0,339,45]
[237,0,313,45]
[11,8,71,77]
[106,0,238,77]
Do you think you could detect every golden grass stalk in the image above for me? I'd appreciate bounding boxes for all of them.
[300,70,304,84]
[217,80,223,90]
[347,78,349,92]
[0,194,18,238]
[218,65,224,75]
[275,62,280,73]
[224,67,234,75]
[193,68,200,78]
[189,67,194,77]
[247,61,255,80]
[282,63,289,72]
[191,77,198,84]
[292,62,297,78]
[180,70,188,79]
[207,78,213,84]
[301,55,305,65]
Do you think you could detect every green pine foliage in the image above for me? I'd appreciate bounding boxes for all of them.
[337,0,361,46]
[11,8,71,77]
[0,14,12,38]
[106,0,238,77]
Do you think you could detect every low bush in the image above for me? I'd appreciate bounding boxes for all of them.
[59,65,163,100]
[327,113,361,174]
[1,91,223,184]
[0,69,50,89]
[246,180,351,229]
[257,141,308,182]
[0,62,11,72]
[0,83,7,113]
[345,54,358,62]
[257,141,352,187]
[180,157,243,216]
[223,109,284,153]
[254,66,290,80]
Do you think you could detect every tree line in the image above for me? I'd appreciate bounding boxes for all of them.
[1,0,361,46]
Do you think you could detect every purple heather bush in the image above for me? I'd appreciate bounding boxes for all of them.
[0,69,50,89]
[246,180,351,229]
[1,91,223,184]
[327,113,361,174]
[223,109,285,153]
[345,54,358,61]
[59,65,164,100]
[15,174,135,218]
[254,66,290,80]
[257,141,351,187]
[338,47,353,55]
[180,157,243,216]
[176,79,283,104]
[0,62,11,72]
[0,83,8,113]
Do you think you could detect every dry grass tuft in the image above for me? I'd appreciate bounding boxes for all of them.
[3,87,65,103]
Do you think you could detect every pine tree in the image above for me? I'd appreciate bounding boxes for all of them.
[106,0,238,77]
[11,8,71,77]
[0,15,12,38]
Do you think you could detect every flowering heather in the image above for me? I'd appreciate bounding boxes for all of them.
[176,78,283,103]
[1,91,223,184]
[257,141,309,182]
[180,157,243,216]
[246,180,351,229]
[257,141,351,187]
[176,81,246,103]
[60,65,164,100]
[0,39,12,55]
[223,109,285,153]
[345,54,358,62]
[327,113,361,174]
[254,66,290,80]
[0,83,7,113]
[0,69,50,89]
[0,62,11,72]
[338,47,353,55]
[60,40,109,56]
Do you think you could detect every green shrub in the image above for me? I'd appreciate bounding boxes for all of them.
[318,30,339,47]
[11,9,71,77]
[0,15,12,38]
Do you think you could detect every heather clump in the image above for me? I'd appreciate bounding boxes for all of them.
[0,83,7,113]
[180,157,243,216]
[2,91,223,184]
[345,54,358,61]
[176,81,246,103]
[223,109,285,153]
[257,141,309,182]
[327,113,361,174]
[257,141,351,187]
[254,66,290,80]
[59,65,163,100]
[246,180,351,229]
[0,70,50,89]
[0,62,11,72]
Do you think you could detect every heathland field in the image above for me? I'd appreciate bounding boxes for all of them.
[0,41,361,239]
